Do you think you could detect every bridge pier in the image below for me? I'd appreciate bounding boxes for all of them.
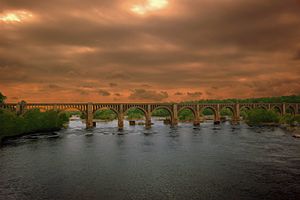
[118,113,124,130]
[193,105,200,126]
[16,101,26,115]
[171,104,178,127]
[145,114,152,129]
[282,103,286,115]
[231,104,240,125]
[193,120,200,126]
[214,106,221,124]
[86,103,94,129]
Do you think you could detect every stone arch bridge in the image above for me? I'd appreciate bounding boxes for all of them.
[1,102,299,129]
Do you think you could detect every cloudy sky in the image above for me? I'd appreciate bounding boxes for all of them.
[1,0,300,102]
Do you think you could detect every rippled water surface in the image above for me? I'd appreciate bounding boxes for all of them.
[1,119,300,200]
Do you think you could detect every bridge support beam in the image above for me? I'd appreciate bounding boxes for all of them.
[16,101,26,115]
[171,104,178,127]
[231,103,240,125]
[282,103,286,115]
[118,105,124,130]
[145,114,151,129]
[193,105,200,126]
[214,104,221,124]
[145,105,151,129]
[118,114,124,130]
[86,102,94,129]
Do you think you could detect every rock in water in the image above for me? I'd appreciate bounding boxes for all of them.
[292,134,300,138]
[85,133,93,137]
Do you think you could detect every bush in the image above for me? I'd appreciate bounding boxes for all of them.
[126,108,144,120]
[178,109,194,121]
[94,110,117,120]
[0,109,25,137]
[0,109,69,140]
[246,109,279,126]
[220,108,233,116]
[280,114,300,125]
[152,109,170,117]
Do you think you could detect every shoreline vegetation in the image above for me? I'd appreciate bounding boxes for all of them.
[1,92,300,144]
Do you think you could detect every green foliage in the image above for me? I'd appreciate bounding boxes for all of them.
[246,109,280,126]
[279,114,300,125]
[152,109,170,117]
[220,108,233,116]
[0,109,69,140]
[0,92,6,103]
[59,112,69,122]
[182,95,300,104]
[0,109,25,137]
[202,108,214,116]
[178,109,194,121]
[279,114,294,125]
[94,110,117,120]
[126,108,144,120]
[64,111,83,119]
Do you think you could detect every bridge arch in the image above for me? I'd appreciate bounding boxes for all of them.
[239,106,251,120]
[271,105,282,115]
[240,105,252,111]
[0,104,17,112]
[256,105,268,110]
[124,106,147,116]
[178,106,197,123]
[92,107,119,128]
[57,107,87,120]
[93,107,119,116]
[200,106,217,121]
[151,106,173,125]
[23,107,50,114]
[178,106,196,117]
[220,106,235,115]
[286,105,296,115]
[220,106,236,122]
[123,106,149,128]
[152,106,173,115]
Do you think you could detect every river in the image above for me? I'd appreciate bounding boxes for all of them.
[0,119,300,200]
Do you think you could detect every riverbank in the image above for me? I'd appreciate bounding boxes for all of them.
[280,124,300,137]
[0,109,68,145]
[0,128,62,145]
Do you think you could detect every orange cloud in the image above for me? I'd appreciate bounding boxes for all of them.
[0,0,300,102]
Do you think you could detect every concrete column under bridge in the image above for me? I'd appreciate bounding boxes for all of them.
[193,104,201,126]
[215,104,221,124]
[171,104,178,127]
[231,103,240,125]
[118,104,124,130]
[86,102,94,129]
[145,105,152,129]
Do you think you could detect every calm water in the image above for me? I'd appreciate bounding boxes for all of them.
[0,119,300,200]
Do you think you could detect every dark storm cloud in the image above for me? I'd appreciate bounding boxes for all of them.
[109,83,118,87]
[129,89,168,101]
[98,89,110,96]
[0,0,300,102]
[187,92,203,98]
[294,50,300,60]
[174,92,183,96]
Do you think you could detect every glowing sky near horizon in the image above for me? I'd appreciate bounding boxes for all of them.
[0,10,33,23]
[131,0,169,15]
[0,0,300,102]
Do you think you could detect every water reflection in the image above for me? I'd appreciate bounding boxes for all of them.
[0,119,300,200]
